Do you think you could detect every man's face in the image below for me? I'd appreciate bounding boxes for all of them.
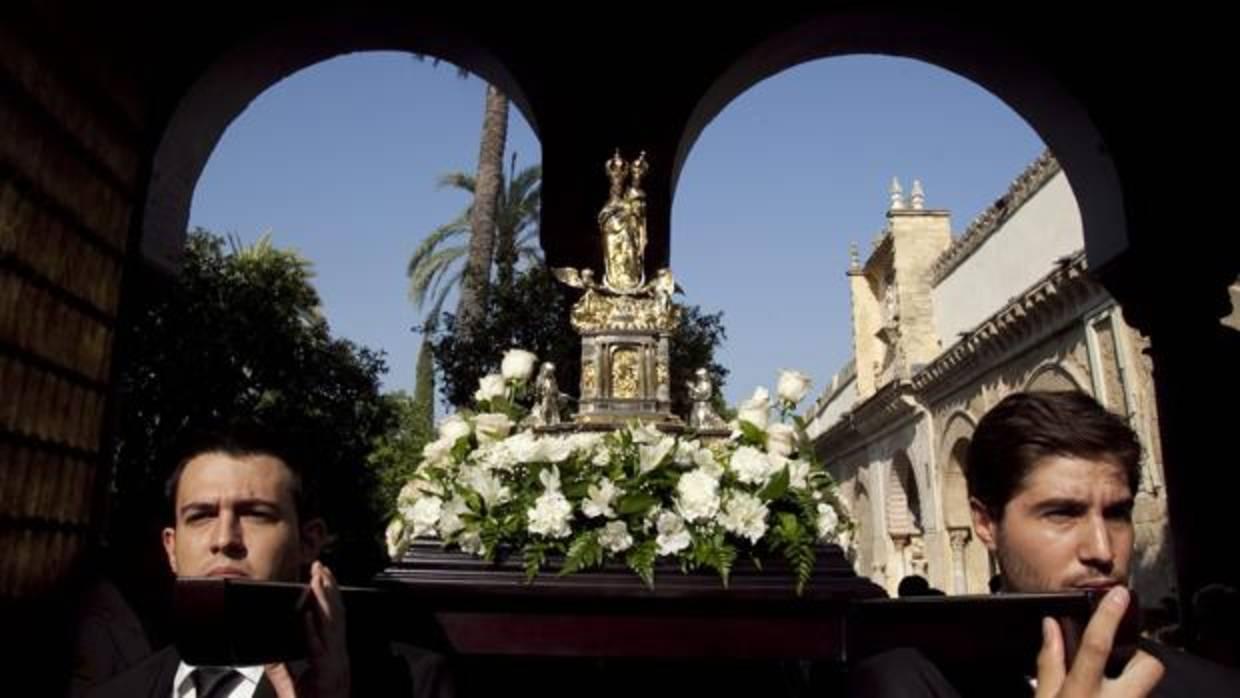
[973,455,1134,593]
[162,452,322,581]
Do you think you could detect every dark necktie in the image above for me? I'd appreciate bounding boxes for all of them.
[191,666,242,698]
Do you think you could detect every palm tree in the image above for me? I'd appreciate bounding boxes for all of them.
[456,83,509,332]
[407,161,542,413]
[407,162,542,321]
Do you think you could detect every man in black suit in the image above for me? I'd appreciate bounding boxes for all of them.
[89,427,450,698]
[850,391,1240,697]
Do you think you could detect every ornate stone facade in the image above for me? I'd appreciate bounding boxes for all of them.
[808,154,1173,605]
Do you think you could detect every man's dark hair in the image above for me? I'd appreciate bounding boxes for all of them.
[966,391,1141,519]
[164,424,320,525]
[898,575,932,597]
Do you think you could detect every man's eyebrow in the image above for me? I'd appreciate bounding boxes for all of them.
[233,498,282,510]
[1030,497,1088,512]
[1104,497,1136,512]
[179,498,282,515]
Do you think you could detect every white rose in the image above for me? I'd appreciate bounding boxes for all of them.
[655,511,691,556]
[438,414,473,443]
[397,478,441,510]
[737,387,770,430]
[463,467,511,508]
[718,492,769,544]
[469,441,510,471]
[538,436,574,463]
[474,373,506,403]
[776,370,812,406]
[459,528,484,556]
[472,412,514,444]
[817,502,840,542]
[766,423,796,458]
[568,432,604,456]
[582,478,619,519]
[788,459,811,490]
[501,349,538,382]
[437,495,469,538]
[385,518,409,560]
[421,437,454,463]
[639,436,676,473]
[693,448,723,478]
[674,439,699,466]
[630,422,665,445]
[731,445,777,486]
[502,431,541,463]
[408,496,443,538]
[527,490,573,539]
[676,469,721,522]
[599,520,634,553]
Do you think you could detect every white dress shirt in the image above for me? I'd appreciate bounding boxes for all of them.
[173,661,265,698]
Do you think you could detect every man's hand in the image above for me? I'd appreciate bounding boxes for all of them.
[265,562,351,698]
[1035,586,1163,698]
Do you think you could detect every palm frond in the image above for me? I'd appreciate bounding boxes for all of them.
[409,246,467,308]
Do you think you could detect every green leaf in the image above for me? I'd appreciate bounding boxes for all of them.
[771,512,815,595]
[616,492,658,516]
[758,465,791,502]
[523,542,547,583]
[450,436,473,462]
[625,540,658,589]
[738,420,768,448]
[691,531,737,588]
[461,489,484,514]
[560,530,604,575]
[563,481,589,500]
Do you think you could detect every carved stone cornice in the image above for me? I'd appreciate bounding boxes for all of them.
[912,251,1102,398]
[930,150,1061,286]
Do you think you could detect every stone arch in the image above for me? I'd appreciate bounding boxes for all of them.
[887,450,929,585]
[675,12,1127,271]
[1025,362,1086,393]
[140,10,539,272]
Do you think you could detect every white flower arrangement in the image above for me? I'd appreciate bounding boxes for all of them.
[387,352,852,593]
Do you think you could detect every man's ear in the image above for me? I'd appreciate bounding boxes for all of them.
[970,497,1000,552]
[299,517,327,564]
[162,527,179,576]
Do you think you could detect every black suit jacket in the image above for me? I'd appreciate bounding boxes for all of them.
[86,643,453,698]
[848,640,1240,698]
[85,647,284,698]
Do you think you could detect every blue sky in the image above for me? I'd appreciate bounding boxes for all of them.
[190,52,1045,410]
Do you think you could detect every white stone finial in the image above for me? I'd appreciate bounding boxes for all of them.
[911,180,925,210]
[849,242,861,271]
[889,177,905,210]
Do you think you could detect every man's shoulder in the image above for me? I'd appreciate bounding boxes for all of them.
[85,646,180,698]
[1141,639,1240,698]
[356,641,455,698]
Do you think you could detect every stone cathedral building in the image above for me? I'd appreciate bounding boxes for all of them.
[806,151,1177,606]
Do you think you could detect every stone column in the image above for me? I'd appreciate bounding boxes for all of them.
[949,527,971,594]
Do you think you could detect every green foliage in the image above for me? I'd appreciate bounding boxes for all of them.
[368,391,434,519]
[523,541,549,582]
[758,465,791,502]
[690,529,738,588]
[625,540,659,589]
[560,530,605,575]
[769,512,816,595]
[111,229,395,583]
